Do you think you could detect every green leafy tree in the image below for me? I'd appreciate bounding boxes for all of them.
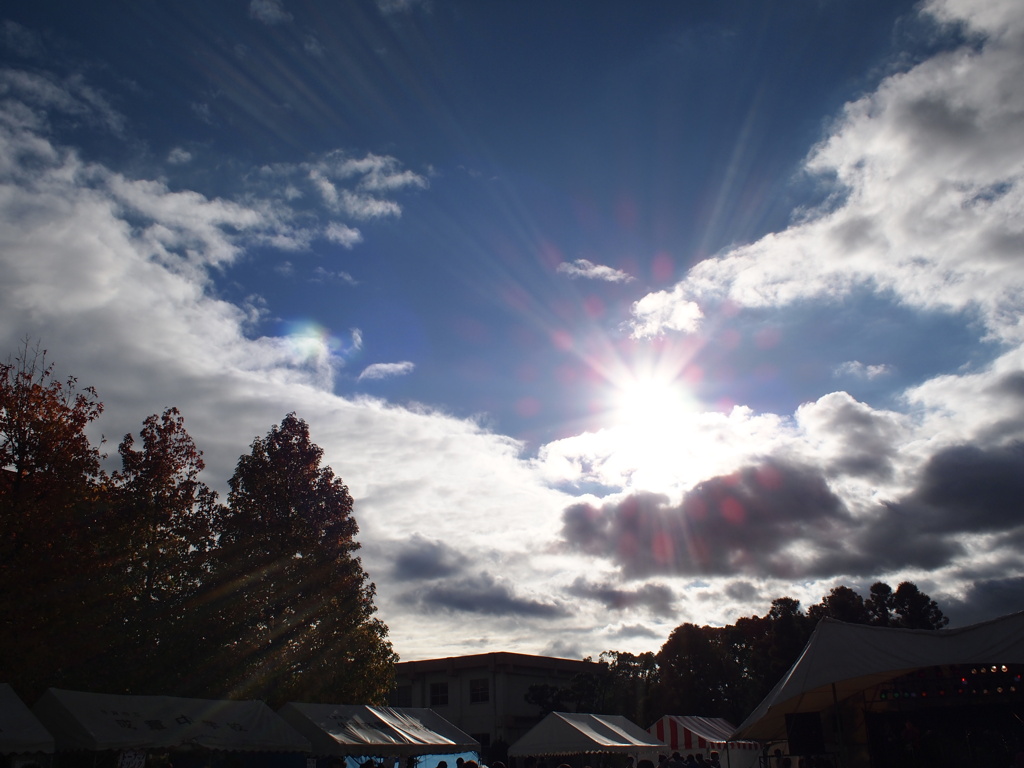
[104,408,222,694]
[0,341,108,699]
[212,413,395,706]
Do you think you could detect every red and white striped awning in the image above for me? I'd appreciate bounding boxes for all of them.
[649,715,761,752]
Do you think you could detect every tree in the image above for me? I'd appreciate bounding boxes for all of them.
[601,650,659,725]
[212,413,395,706]
[808,585,869,625]
[865,581,895,626]
[105,408,222,694]
[892,581,949,630]
[0,341,105,542]
[655,623,735,718]
[0,341,107,699]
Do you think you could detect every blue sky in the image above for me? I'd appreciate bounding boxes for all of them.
[2,0,1024,662]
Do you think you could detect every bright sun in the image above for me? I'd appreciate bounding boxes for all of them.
[611,372,698,431]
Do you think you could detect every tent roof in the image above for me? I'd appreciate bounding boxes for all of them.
[509,712,665,757]
[649,716,759,751]
[277,704,478,758]
[33,688,310,753]
[0,684,55,754]
[734,611,1024,742]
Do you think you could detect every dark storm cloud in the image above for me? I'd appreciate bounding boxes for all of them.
[889,442,1024,534]
[978,373,1024,442]
[991,371,1024,399]
[943,577,1024,627]
[835,512,965,575]
[390,534,464,581]
[560,460,851,579]
[724,580,761,602]
[396,572,568,618]
[565,576,676,615]
[825,441,1024,576]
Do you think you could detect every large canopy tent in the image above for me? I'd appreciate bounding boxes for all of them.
[508,712,664,761]
[277,703,478,766]
[33,688,310,754]
[0,684,54,755]
[732,612,1024,767]
[648,716,759,768]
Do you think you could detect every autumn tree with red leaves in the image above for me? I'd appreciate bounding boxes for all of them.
[0,341,108,698]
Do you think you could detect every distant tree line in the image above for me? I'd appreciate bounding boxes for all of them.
[0,342,395,706]
[529,583,948,727]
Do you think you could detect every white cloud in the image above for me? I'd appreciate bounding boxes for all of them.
[556,258,635,284]
[249,0,292,25]
[834,361,893,379]
[167,147,192,165]
[340,189,402,219]
[0,69,125,136]
[301,155,424,219]
[628,284,704,337]
[627,0,1024,344]
[359,361,416,381]
[312,266,357,286]
[375,0,426,14]
[325,222,362,248]
[304,35,325,58]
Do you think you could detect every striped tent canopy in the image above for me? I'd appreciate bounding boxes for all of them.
[649,716,761,752]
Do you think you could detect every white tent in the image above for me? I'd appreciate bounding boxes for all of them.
[508,712,664,759]
[647,716,759,768]
[0,684,54,754]
[277,704,478,758]
[733,611,1024,742]
[33,688,310,753]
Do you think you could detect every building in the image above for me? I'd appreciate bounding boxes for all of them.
[391,652,596,757]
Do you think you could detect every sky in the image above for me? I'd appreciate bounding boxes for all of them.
[2,0,1024,663]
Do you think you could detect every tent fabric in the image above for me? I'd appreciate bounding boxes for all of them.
[508,712,665,758]
[733,611,1024,742]
[0,684,55,754]
[277,704,478,758]
[33,688,310,752]
[649,716,759,752]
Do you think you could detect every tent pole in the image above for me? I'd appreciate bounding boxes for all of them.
[831,683,847,768]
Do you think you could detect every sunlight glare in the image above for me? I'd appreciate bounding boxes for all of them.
[612,372,698,432]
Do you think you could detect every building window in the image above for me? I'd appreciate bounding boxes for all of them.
[469,678,489,703]
[392,685,412,707]
[429,682,449,706]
